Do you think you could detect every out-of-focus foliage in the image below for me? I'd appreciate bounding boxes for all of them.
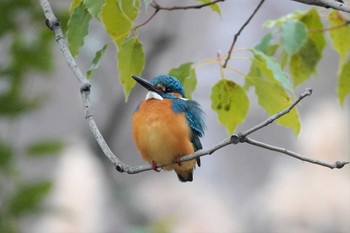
[0,1,66,232]
[66,2,350,134]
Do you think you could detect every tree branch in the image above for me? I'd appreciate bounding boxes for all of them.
[151,0,225,11]
[291,0,350,13]
[134,0,225,30]
[244,137,348,169]
[39,0,349,176]
[222,0,265,68]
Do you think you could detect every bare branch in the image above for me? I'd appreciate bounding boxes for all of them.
[152,0,225,11]
[291,0,350,13]
[134,0,225,30]
[222,0,265,68]
[244,137,349,169]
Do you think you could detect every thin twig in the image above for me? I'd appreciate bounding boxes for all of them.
[244,137,349,169]
[152,0,225,11]
[133,8,159,30]
[222,0,265,68]
[134,0,225,29]
[309,22,350,33]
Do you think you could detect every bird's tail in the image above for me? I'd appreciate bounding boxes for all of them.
[176,169,193,182]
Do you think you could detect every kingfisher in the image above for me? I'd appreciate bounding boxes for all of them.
[131,75,206,182]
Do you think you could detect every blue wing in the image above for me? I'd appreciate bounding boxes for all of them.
[171,98,206,152]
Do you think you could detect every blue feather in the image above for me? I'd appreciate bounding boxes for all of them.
[172,98,206,151]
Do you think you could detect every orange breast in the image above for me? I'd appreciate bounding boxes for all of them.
[132,99,195,171]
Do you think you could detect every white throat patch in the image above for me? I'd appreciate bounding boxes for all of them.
[145,91,163,100]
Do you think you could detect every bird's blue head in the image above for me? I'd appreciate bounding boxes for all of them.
[132,75,186,98]
[151,75,185,98]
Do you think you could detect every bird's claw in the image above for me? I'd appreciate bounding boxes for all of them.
[175,157,182,166]
[151,161,161,172]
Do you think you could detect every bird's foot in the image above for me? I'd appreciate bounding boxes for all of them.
[151,161,161,172]
[175,157,182,166]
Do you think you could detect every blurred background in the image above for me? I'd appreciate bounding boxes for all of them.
[1,0,349,232]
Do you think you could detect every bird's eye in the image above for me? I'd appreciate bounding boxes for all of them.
[165,87,172,93]
[156,84,166,92]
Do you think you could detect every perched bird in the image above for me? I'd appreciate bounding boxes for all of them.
[131,75,206,182]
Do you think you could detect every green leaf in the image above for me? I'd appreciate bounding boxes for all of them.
[263,11,304,28]
[8,181,52,217]
[101,0,132,46]
[338,59,350,105]
[0,140,13,170]
[169,62,197,99]
[250,49,293,91]
[184,68,197,100]
[118,0,141,21]
[211,79,249,134]
[246,67,301,135]
[169,62,193,80]
[84,0,105,19]
[25,140,63,157]
[196,0,221,16]
[328,10,350,60]
[254,32,273,54]
[87,43,108,78]
[117,37,145,101]
[290,40,320,86]
[281,19,307,55]
[0,93,40,116]
[67,3,92,57]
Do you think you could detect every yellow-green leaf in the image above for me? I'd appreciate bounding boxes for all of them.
[67,3,92,57]
[184,68,197,100]
[328,10,350,60]
[117,37,145,101]
[338,59,350,105]
[247,67,300,135]
[101,0,132,46]
[290,40,320,86]
[197,0,221,16]
[84,0,105,19]
[69,0,83,12]
[251,49,293,91]
[118,0,140,21]
[211,79,249,134]
[169,62,197,99]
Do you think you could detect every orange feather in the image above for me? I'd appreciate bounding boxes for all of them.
[132,99,196,179]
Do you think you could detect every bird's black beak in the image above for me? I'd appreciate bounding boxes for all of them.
[132,75,165,97]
